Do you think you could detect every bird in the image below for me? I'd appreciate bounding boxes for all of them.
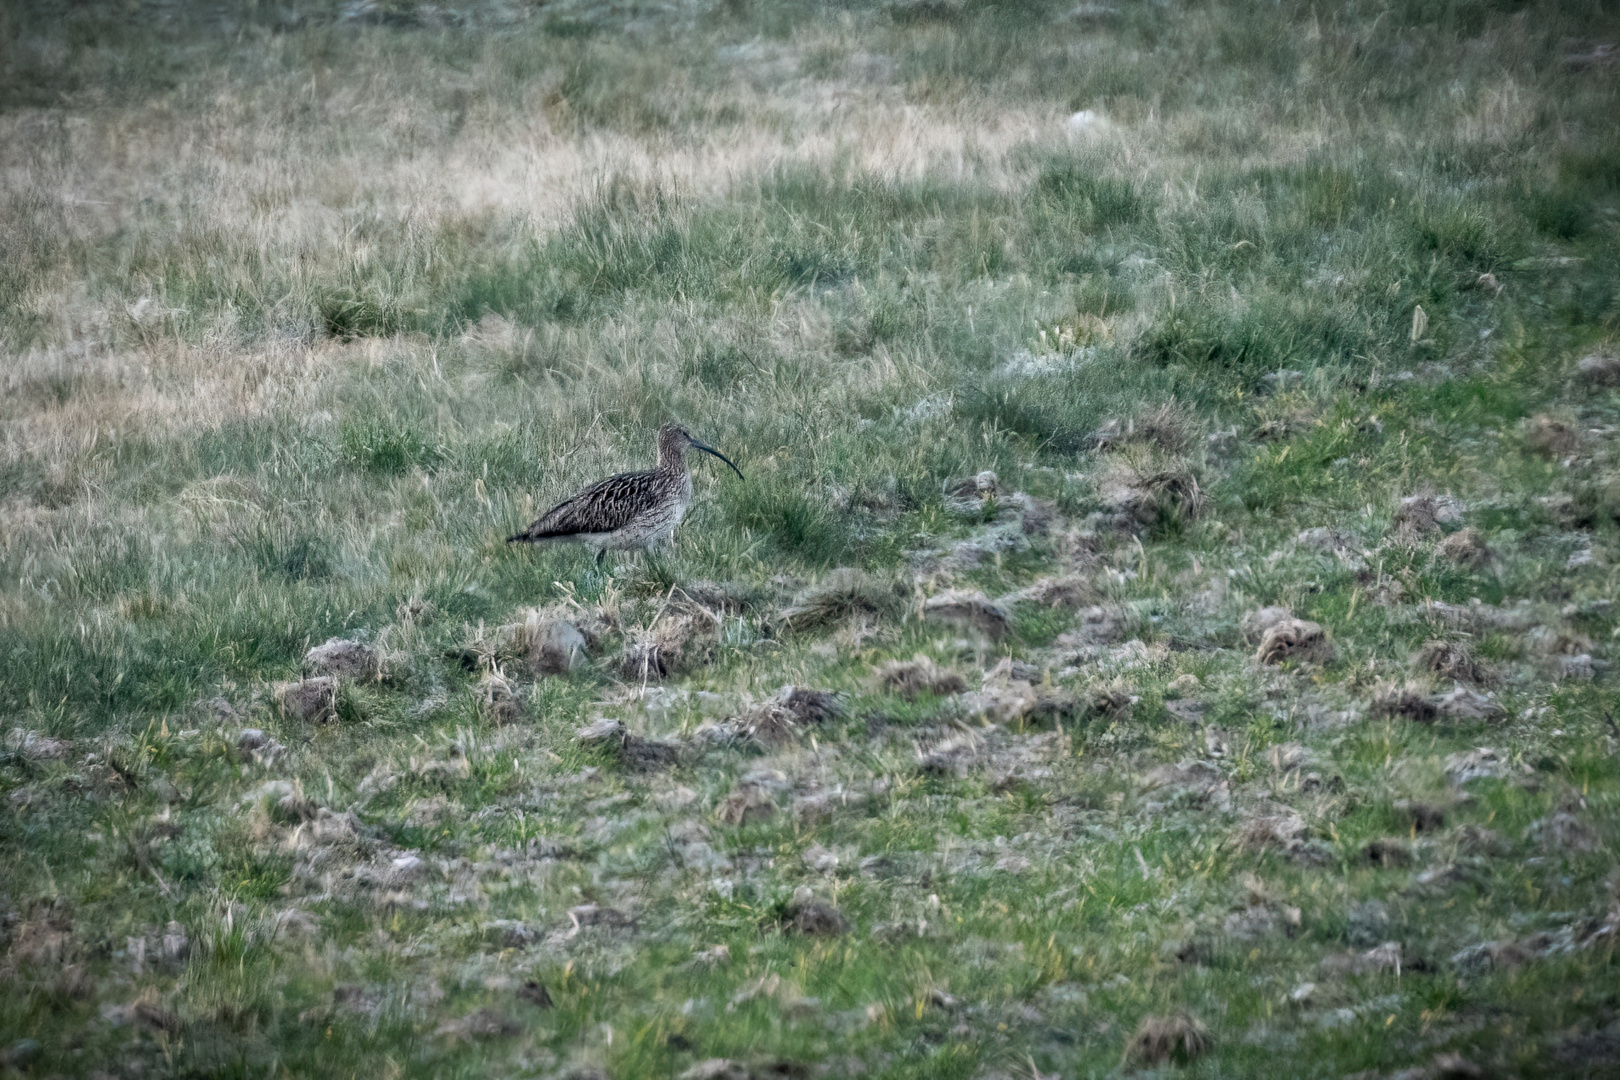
[507,424,744,565]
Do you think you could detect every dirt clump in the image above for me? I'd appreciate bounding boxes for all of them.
[1123,1011,1213,1067]
[1242,605,1295,643]
[1456,824,1510,855]
[1577,351,1620,386]
[6,910,74,968]
[1091,400,1197,454]
[276,677,338,723]
[524,618,588,676]
[575,718,681,771]
[1371,680,1439,721]
[777,568,903,630]
[1529,625,1596,657]
[236,728,287,765]
[1436,527,1492,567]
[1008,574,1099,610]
[1295,526,1358,554]
[1056,605,1123,649]
[567,904,636,934]
[1445,747,1512,784]
[916,732,987,776]
[477,670,523,725]
[1240,807,1308,851]
[922,589,1012,640]
[304,638,380,680]
[1450,938,1538,975]
[1525,413,1580,458]
[1254,618,1332,665]
[1432,686,1505,721]
[680,1061,752,1080]
[783,896,849,937]
[1393,799,1447,833]
[1098,454,1206,530]
[1362,838,1412,867]
[1416,639,1489,684]
[1527,811,1598,852]
[1082,682,1136,721]
[717,773,784,825]
[734,686,840,744]
[1551,1030,1620,1074]
[1321,941,1402,977]
[775,686,840,724]
[959,678,1080,726]
[620,615,713,681]
[1142,761,1231,810]
[876,655,968,699]
[1394,493,1464,538]
[436,1007,519,1041]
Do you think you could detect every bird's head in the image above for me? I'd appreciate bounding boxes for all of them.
[658,424,744,480]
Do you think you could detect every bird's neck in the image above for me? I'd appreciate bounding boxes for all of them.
[656,441,687,475]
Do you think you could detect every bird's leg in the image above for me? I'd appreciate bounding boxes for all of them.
[595,548,606,568]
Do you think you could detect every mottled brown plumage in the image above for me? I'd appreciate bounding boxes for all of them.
[507,425,743,564]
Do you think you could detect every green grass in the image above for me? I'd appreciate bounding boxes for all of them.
[2,0,1620,1077]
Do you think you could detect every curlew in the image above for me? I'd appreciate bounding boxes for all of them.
[507,425,744,565]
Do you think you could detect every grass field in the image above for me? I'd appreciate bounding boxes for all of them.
[3,1,1620,1076]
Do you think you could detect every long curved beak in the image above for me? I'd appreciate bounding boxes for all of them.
[690,440,744,481]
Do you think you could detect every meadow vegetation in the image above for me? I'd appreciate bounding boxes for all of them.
[2,0,1620,1076]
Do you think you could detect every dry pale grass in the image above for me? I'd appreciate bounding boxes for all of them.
[1254,618,1333,666]
[1524,413,1580,458]
[1436,527,1493,568]
[875,654,968,700]
[1417,639,1490,685]
[0,36,1077,478]
[0,7,1457,478]
[1124,1011,1214,1067]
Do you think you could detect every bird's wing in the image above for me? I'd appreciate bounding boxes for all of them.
[508,470,662,542]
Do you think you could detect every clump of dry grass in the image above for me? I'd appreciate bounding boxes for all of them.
[875,655,969,699]
[619,615,714,681]
[275,677,337,723]
[1577,351,1620,386]
[776,568,903,630]
[476,670,523,725]
[1254,619,1332,666]
[921,589,1012,640]
[1091,400,1197,454]
[1012,574,1100,610]
[1436,527,1492,567]
[782,896,849,937]
[1124,1011,1213,1067]
[1416,639,1489,684]
[716,781,778,826]
[575,718,681,771]
[1524,413,1580,458]
[1394,492,1464,538]
[1370,679,1440,721]
[1241,605,1294,644]
[1084,681,1136,721]
[1098,451,1207,531]
[303,638,381,680]
[733,686,840,744]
